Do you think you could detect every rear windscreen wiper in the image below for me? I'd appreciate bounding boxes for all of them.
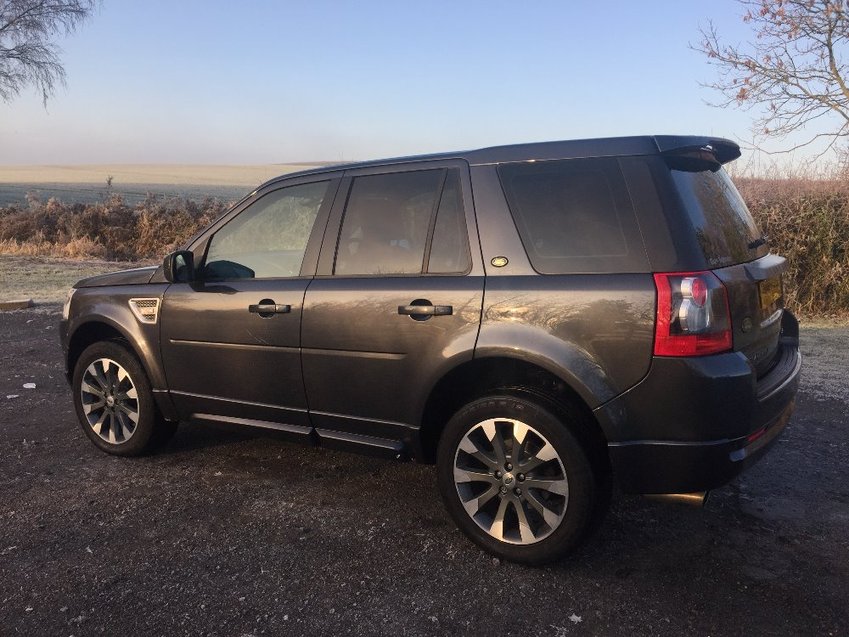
[748,235,768,250]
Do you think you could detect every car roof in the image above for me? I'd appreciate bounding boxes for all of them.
[256,135,739,191]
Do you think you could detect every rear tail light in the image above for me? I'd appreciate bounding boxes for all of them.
[653,271,732,356]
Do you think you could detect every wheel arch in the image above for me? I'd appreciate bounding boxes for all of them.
[67,319,126,378]
[417,355,611,470]
[66,284,167,376]
[67,315,178,422]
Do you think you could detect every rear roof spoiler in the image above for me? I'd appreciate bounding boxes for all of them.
[653,136,741,166]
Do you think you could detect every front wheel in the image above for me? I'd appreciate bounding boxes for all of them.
[436,394,602,564]
[72,340,176,456]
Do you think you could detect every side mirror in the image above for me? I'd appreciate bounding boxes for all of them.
[163,250,195,283]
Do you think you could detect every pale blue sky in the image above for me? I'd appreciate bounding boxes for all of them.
[0,0,822,166]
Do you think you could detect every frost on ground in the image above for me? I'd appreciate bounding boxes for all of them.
[799,326,849,403]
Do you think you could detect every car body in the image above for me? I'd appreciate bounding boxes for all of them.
[60,135,801,563]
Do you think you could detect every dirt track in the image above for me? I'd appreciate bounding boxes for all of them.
[1,307,847,636]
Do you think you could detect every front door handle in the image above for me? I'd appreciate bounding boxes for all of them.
[249,299,291,317]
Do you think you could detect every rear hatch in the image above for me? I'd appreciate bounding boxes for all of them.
[668,162,785,377]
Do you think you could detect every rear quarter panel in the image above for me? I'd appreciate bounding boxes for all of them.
[476,275,656,408]
[469,164,655,411]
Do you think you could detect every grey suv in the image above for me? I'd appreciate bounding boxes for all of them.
[60,136,801,564]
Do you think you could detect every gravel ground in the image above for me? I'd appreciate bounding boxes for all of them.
[0,307,847,636]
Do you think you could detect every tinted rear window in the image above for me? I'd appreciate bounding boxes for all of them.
[335,170,442,276]
[670,168,763,267]
[498,158,647,274]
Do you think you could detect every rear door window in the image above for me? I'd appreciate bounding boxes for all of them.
[498,158,647,273]
[427,171,472,274]
[334,168,470,276]
[669,167,765,268]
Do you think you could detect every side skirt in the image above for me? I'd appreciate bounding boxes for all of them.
[185,412,413,461]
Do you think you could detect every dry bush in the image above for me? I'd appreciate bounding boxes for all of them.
[1,182,846,317]
[133,195,226,258]
[62,236,108,259]
[0,194,228,261]
[0,237,49,256]
[735,177,849,317]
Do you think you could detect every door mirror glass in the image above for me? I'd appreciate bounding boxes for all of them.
[163,250,195,283]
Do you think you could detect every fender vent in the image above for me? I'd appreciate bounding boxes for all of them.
[128,298,160,324]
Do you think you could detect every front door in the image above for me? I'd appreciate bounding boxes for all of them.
[301,163,484,448]
[160,177,337,433]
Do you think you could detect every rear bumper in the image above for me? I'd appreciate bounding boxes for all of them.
[608,393,796,493]
[597,312,801,494]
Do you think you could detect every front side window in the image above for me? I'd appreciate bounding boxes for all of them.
[335,169,468,276]
[204,181,329,280]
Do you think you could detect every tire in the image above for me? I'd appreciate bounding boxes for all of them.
[72,340,176,456]
[436,393,604,565]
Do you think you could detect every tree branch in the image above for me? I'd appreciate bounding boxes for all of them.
[0,0,95,105]
[694,0,849,155]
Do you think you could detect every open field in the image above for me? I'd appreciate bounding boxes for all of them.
[0,183,247,207]
[0,164,324,206]
[0,164,323,186]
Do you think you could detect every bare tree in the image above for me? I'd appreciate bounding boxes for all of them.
[0,0,95,106]
[696,0,849,155]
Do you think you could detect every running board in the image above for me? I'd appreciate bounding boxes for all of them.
[188,414,409,460]
[315,428,407,461]
[190,413,314,443]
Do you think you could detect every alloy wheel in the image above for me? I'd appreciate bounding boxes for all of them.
[79,357,140,444]
[453,417,569,545]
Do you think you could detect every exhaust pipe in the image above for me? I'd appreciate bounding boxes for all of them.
[645,491,709,507]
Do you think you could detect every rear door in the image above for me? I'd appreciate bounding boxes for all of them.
[301,161,484,450]
[668,166,784,375]
[160,176,339,432]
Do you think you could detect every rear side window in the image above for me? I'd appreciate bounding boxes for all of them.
[670,168,764,268]
[498,158,647,274]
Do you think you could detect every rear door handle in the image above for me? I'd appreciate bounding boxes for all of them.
[249,301,291,315]
[398,304,453,317]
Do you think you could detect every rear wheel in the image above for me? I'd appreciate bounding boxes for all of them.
[72,340,176,456]
[437,394,603,564]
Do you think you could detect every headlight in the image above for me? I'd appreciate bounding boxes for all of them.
[62,288,76,321]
